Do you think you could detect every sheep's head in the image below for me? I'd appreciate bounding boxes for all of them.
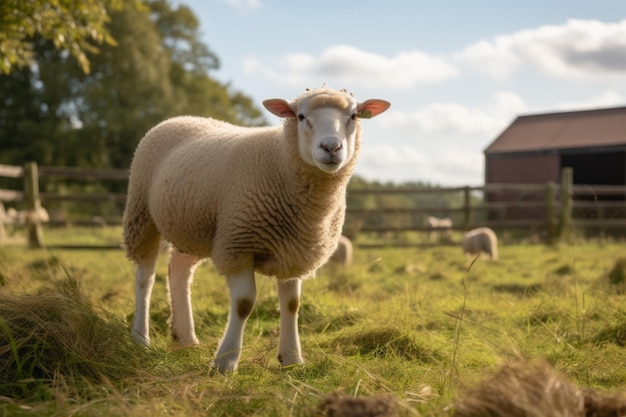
[263,88,390,174]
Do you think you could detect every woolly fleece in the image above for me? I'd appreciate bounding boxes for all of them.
[462,227,498,260]
[123,88,362,279]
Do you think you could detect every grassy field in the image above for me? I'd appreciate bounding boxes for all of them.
[1,226,626,416]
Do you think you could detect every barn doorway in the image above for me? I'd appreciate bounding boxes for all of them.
[561,150,626,186]
[561,149,626,207]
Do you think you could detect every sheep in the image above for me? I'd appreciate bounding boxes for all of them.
[122,86,390,372]
[1,204,49,228]
[426,216,453,242]
[462,227,498,260]
[327,235,353,267]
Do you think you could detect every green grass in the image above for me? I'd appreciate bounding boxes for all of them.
[1,227,626,416]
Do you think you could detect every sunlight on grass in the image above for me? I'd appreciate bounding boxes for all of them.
[1,229,626,415]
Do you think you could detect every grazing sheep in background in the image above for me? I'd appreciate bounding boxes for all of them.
[1,204,49,228]
[462,227,498,260]
[454,360,626,417]
[123,86,390,372]
[6,206,50,225]
[328,235,353,267]
[426,216,453,242]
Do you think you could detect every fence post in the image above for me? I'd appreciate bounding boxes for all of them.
[545,182,555,244]
[23,161,44,248]
[463,186,472,230]
[557,167,573,241]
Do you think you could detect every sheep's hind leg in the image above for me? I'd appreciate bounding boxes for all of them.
[277,278,304,366]
[168,249,201,346]
[131,253,159,346]
[214,265,256,372]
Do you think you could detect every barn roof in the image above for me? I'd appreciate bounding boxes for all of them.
[485,106,626,154]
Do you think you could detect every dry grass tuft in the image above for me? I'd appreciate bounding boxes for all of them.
[329,326,436,362]
[0,277,147,399]
[592,321,626,347]
[453,360,626,417]
[608,258,626,286]
[318,391,399,417]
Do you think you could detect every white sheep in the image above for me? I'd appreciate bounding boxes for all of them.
[426,216,453,242]
[122,86,390,372]
[2,205,49,226]
[328,235,353,267]
[462,227,498,260]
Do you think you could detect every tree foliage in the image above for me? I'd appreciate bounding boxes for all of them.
[0,0,266,171]
[0,0,139,74]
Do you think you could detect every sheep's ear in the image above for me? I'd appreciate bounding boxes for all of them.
[357,99,391,119]
[263,99,297,118]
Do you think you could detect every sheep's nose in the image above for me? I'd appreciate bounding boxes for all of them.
[321,137,342,154]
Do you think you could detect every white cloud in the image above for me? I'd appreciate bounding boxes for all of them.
[358,144,429,168]
[556,90,625,111]
[356,144,483,185]
[381,92,526,137]
[244,45,459,88]
[461,19,626,80]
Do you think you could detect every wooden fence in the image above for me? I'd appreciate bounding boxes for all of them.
[1,163,625,248]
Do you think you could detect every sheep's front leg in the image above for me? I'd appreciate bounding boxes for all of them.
[277,278,304,367]
[214,266,256,372]
[131,257,158,346]
[168,250,201,346]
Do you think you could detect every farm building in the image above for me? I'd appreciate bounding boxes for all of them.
[485,106,626,187]
[484,106,626,223]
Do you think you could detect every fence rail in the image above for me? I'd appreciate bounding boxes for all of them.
[1,163,625,248]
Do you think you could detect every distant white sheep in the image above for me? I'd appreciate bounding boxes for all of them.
[462,227,498,260]
[426,216,453,242]
[0,203,49,242]
[123,86,390,372]
[1,204,49,226]
[328,235,353,267]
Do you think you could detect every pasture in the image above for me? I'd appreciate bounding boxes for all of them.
[1,227,626,416]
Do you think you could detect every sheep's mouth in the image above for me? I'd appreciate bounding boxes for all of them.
[323,158,341,165]
[319,155,344,165]
[319,160,343,172]
[316,159,345,174]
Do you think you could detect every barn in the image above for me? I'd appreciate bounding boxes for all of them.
[485,106,626,188]
[483,106,626,224]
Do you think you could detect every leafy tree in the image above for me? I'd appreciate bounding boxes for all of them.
[0,0,140,74]
[68,4,176,168]
[66,1,266,168]
[0,37,76,165]
[149,0,218,75]
[148,0,265,126]
[0,0,266,170]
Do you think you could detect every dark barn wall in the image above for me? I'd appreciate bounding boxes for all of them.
[485,149,626,221]
[485,153,560,220]
[485,153,560,185]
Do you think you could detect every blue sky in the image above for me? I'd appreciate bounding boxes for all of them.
[176,0,626,185]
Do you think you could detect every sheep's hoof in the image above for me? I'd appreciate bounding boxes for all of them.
[131,329,151,347]
[213,354,240,373]
[278,353,304,367]
[172,332,199,347]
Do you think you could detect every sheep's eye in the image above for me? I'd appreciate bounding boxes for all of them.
[350,113,357,121]
[298,113,305,121]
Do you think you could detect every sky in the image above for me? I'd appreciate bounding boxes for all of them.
[175,0,626,186]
